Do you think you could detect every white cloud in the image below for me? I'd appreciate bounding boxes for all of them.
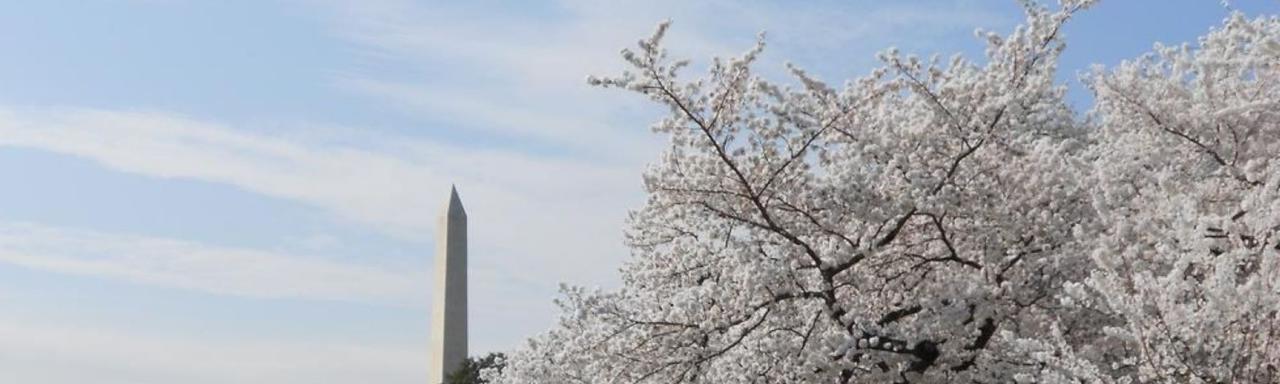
[0,107,635,242]
[0,107,443,237]
[0,106,639,352]
[0,221,419,302]
[311,0,1009,158]
[0,317,424,384]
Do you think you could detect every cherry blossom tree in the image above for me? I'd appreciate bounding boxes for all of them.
[493,2,1280,383]
[1060,12,1280,383]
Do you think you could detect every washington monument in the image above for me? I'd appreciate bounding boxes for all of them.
[429,186,467,384]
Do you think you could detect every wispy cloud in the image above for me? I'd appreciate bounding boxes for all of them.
[0,221,419,302]
[0,107,444,237]
[0,107,634,240]
[0,317,424,384]
[0,105,639,351]
[312,0,1009,158]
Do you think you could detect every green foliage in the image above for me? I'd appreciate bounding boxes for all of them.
[445,353,507,384]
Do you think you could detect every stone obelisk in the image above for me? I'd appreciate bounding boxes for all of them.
[429,186,467,384]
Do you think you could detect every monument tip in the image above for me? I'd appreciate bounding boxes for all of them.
[445,184,466,217]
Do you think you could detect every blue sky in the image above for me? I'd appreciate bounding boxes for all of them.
[0,1,1275,383]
